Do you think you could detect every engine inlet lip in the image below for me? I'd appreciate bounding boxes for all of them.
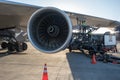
[27,7,72,53]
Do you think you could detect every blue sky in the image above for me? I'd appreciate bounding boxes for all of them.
[8,0,120,21]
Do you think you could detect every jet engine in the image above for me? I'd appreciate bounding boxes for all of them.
[27,7,72,53]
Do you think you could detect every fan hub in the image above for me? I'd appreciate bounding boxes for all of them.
[47,25,60,37]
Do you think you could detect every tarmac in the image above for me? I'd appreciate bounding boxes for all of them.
[0,42,120,80]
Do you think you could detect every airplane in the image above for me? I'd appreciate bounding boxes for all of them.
[0,0,120,53]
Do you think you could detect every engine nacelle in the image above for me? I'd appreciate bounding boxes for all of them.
[27,7,72,53]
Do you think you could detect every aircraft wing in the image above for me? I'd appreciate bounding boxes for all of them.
[0,0,120,30]
[0,1,40,29]
[66,11,120,27]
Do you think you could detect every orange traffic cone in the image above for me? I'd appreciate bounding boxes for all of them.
[91,54,96,64]
[42,64,48,80]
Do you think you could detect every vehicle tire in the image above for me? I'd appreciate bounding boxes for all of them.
[69,48,72,52]
[68,46,72,52]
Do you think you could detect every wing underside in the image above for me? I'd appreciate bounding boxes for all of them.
[0,1,119,30]
[0,1,39,29]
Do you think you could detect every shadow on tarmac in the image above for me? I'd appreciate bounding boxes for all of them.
[66,52,120,80]
[66,52,89,80]
[0,50,11,57]
[0,50,27,57]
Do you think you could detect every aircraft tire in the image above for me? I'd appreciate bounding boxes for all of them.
[16,42,27,52]
[22,42,27,51]
[1,42,8,49]
[8,42,15,52]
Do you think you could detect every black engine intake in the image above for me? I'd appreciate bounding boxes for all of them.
[27,7,72,53]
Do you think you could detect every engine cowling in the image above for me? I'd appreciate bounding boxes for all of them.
[27,7,72,53]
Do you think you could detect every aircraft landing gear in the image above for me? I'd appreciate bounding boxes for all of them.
[15,42,27,52]
[0,29,28,53]
[1,41,27,52]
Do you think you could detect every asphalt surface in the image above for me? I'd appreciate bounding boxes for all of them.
[0,42,120,80]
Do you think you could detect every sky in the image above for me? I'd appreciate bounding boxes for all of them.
[7,0,120,21]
